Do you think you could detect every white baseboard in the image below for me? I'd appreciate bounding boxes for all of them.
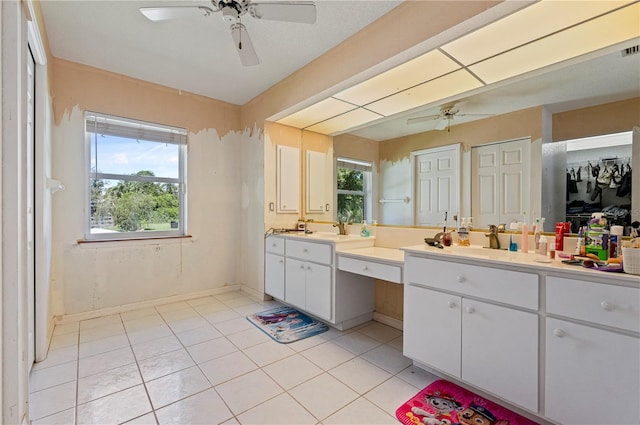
[373,312,403,330]
[54,285,242,325]
[240,285,269,303]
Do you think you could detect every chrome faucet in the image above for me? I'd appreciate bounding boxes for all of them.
[333,220,347,235]
[484,224,504,249]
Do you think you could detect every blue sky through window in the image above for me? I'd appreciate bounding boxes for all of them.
[91,134,179,179]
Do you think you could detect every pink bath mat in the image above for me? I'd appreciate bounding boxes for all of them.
[396,379,539,425]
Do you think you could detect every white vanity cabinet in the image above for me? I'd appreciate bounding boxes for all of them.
[545,276,640,425]
[273,236,376,329]
[403,255,539,412]
[264,236,285,300]
[285,257,332,320]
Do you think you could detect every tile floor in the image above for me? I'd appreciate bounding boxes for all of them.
[29,291,438,424]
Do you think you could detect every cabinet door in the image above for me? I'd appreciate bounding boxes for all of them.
[404,284,461,377]
[462,299,538,411]
[545,318,640,425]
[306,150,326,213]
[265,253,285,300]
[305,262,332,321]
[277,145,300,213]
[285,258,306,310]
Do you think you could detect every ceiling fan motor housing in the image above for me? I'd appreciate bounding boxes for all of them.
[217,0,248,22]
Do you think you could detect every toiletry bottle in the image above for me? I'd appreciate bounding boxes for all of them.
[458,218,469,246]
[521,220,529,253]
[533,218,540,254]
[360,220,370,237]
[371,220,378,238]
[538,235,548,257]
[575,226,585,256]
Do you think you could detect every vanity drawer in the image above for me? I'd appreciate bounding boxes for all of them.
[338,257,402,283]
[404,256,538,310]
[286,240,332,265]
[547,276,640,333]
[265,236,285,255]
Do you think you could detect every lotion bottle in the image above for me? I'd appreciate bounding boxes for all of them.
[521,213,529,253]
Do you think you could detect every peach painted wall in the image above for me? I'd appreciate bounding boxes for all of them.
[49,60,259,315]
[552,97,640,142]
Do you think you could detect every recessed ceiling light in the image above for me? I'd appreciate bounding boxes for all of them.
[333,50,460,106]
[276,98,356,128]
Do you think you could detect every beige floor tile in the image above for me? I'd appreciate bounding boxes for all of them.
[357,322,402,343]
[32,346,77,371]
[360,344,412,374]
[77,363,142,404]
[243,340,295,367]
[396,365,439,389]
[198,350,257,386]
[332,331,382,355]
[29,381,77,421]
[328,357,392,394]
[186,337,238,364]
[29,361,77,393]
[138,349,195,382]
[289,373,359,421]
[262,354,323,390]
[132,335,183,361]
[146,366,211,409]
[214,317,254,335]
[78,346,135,378]
[154,388,232,425]
[175,325,222,347]
[225,327,271,349]
[364,377,420,417]
[76,384,152,425]
[237,393,317,425]
[30,407,76,425]
[323,397,397,425]
[301,341,356,370]
[215,369,283,415]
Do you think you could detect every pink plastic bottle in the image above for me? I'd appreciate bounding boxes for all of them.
[521,222,529,253]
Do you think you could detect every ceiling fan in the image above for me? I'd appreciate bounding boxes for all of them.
[140,0,317,66]
[406,102,494,132]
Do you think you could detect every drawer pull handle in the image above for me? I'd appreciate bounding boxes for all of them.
[279,259,284,264]
[306,266,312,271]
[457,275,466,283]
[465,306,475,314]
[303,248,309,253]
[300,265,305,270]
[363,266,369,271]
[448,301,456,309]
[553,329,566,338]
[600,301,614,311]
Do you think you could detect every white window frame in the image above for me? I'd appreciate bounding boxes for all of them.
[84,112,187,240]
[336,157,372,222]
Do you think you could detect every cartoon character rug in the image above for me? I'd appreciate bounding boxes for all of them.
[396,379,539,425]
[246,306,328,344]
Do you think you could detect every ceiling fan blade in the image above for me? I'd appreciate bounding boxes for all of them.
[434,119,449,130]
[406,115,440,125]
[230,23,260,66]
[457,113,495,117]
[140,6,213,21]
[250,2,317,24]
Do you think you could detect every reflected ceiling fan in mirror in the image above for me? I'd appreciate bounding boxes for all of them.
[407,102,494,132]
[140,0,317,66]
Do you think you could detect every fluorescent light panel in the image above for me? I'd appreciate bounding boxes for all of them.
[366,69,483,116]
[305,108,383,134]
[441,0,634,66]
[276,97,356,128]
[333,50,460,106]
[469,3,640,85]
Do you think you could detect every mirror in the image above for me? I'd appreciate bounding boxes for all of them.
[316,46,640,230]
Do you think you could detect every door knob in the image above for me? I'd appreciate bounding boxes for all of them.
[465,306,475,314]
[457,275,466,283]
[447,301,456,309]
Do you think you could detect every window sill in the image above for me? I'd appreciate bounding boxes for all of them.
[77,235,192,244]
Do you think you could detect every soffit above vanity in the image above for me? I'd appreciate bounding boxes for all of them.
[275,0,640,137]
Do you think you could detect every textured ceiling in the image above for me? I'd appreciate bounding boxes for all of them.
[40,0,402,105]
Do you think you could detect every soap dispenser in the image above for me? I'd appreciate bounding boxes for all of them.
[360,220,370,237]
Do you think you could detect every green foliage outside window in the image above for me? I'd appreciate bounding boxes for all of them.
[91,170,179,232]
[337,168,365,224]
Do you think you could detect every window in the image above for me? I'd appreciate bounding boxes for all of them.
[336,157,372,224]
[85,112,187,240]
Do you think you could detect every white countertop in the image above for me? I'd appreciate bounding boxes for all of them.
[336,246,404,264]
[402,244,639,286]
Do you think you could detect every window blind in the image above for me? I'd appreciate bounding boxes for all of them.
[337,157,372,172]
[85,113,187,145]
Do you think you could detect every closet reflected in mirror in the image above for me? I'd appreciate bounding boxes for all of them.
[565,131,632,234]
